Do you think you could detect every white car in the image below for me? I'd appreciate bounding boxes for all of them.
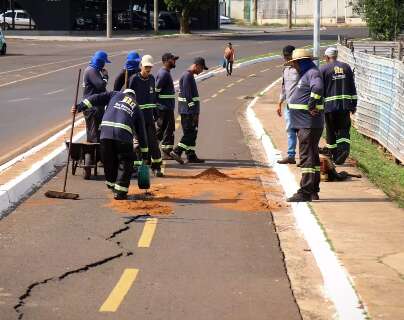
[0,10,36,30]
[220,15,232,25]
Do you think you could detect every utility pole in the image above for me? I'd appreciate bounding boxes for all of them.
[288,0,292,29]
[336,0,338,24]
[313,0,320,66]
[107,0,112,38]
[154,0,158,32]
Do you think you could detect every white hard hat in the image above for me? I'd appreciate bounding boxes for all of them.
[324,47,338,57]
[141,55,154,67]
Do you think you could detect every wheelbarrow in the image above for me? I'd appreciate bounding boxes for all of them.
[65,142,100,180]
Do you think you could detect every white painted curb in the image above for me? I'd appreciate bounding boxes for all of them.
[246,79,366,320]
[0,53,282,217]
[0,119,86,217]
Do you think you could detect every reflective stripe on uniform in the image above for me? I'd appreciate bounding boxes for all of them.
[336,138,351,144]
[310,92,322,100]
[178,97,187,102]
[159,94,176,99]
[324,95,354,102]
[351,95,358,100]
[155,88,162,93]
[151,158,162,163]
[314,166,321,172]
[192,97,200,102]
[83,99,93,109]
[178,142,196,151]
[301,168,316,174]
[101,121,132,134]
[326,144,337,149]
[133,160,143,166]
[161,145,174,149]
[289,104,324,111]
[114,184,128,192]
[140,147,149,152]
[106,181,115,187]
[139,104,157,110]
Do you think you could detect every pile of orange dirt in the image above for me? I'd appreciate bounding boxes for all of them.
[108,167,283,216]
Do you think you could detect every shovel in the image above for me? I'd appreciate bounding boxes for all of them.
[45,69,82,200]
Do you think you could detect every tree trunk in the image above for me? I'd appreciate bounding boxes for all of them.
[180,8,191,34]
[288,0,292,29]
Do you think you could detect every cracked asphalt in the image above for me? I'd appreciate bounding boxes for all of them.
[0,28,367,319]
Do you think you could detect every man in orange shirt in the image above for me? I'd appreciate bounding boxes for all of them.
[224,42,235,76]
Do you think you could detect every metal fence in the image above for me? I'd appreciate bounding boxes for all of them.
[341,39,404,60]
[338,44,404,163]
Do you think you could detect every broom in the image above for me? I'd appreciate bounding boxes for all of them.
[45,69,82,200]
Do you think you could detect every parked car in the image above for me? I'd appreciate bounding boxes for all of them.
[220,15,232,25]
[159,11,179,29]
[0,10,36,30]
[0,27,6,55]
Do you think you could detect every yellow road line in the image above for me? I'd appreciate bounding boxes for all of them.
[218,88,226,93]
[99,269,139,312]
[138,218,158,248]
[226,83,235,88]
[260,68,271,73]
[203,98,211,103]
[237,78,245,83]
[211,93,218,98]
[248,73,257,77]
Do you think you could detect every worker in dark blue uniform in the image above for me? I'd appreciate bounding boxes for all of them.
[82,50,110,143]
[170,57,208,164]
[155,52,179,159]
[113,51,141,91]
[72,89,148,200]
[129,55,163,177]
[285,49,324,202]
[320,47,357,165]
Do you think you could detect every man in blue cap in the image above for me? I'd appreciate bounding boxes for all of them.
[113,51,142,91]
[82,50,111,143]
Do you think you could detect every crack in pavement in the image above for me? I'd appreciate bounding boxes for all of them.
[14,214,150,319]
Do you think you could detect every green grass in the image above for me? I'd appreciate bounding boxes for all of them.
[350,128,404,207]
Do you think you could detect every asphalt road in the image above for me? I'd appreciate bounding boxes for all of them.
[0,27,368,163]
[0,59,304,320]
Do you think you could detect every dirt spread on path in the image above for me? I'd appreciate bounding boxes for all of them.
[108,167,282,216]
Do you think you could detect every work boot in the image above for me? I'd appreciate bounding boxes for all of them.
[286,192,312,202]
[333,150,349,165]
[311,193,320,201]
[187,154,205,164]
[319,147,332,157]
[152,167,164,177]
[169,150,184,165]
[114,192,128,201]
[277,156,296,164]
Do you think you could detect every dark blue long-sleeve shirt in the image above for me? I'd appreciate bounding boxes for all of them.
[178,70,200,115]
[83,66,108,98]
[129,73,157,125]
[155,67,175,110]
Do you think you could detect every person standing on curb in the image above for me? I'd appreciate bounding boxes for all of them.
[285,49,324,202]
[129,54,164,177]
[170,57,208,164]
[113,51,141,91]
[224,42,235,76]
[155,52,179,159]
[276,45,299,165]
[72,89,148,200]
[82,50,111,143]
[320,47,357,165]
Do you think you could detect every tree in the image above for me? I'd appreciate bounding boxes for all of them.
[354,0,404,40]
[164,0,216,34]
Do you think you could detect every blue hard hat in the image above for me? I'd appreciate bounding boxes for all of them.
[127,51,141,62]
[93,50,111,63]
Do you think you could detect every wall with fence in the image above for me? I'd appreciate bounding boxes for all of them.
[338,44,404,163]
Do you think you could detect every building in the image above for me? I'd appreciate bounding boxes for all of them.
[224,0,365,26]
[0,0,220,31]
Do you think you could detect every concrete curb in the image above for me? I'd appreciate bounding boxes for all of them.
[5,27,314,42]
[0,54,281,217]
[0,120,86,217]
[245,79,366,320]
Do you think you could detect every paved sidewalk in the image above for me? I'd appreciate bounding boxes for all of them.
[252,82,404,319]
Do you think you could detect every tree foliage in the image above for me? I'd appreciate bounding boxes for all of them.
[354,0,404,40]
[164,0,216,33]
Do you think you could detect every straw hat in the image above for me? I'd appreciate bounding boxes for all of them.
[141,55,154,67]
[284,48,317,65]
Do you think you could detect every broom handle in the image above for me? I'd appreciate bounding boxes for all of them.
[63,69,82,192]
[124,69,128,89]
